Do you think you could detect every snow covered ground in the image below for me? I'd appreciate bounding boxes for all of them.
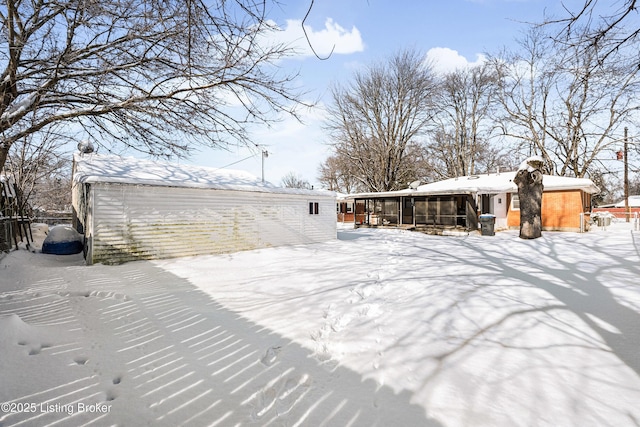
[1,221,640,426]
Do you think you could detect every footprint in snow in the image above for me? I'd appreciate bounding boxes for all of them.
[105,389,118,402]
[260,346,282,366]
[73,355,89,365]
[27,343,52,356]
[251,374,310,420]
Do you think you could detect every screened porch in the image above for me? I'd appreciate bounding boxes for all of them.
[353,194,478,231]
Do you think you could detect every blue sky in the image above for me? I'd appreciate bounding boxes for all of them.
[188,0,585,187]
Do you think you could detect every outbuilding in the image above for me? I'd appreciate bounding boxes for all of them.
[72,153,336,265]
[339,171,599,233]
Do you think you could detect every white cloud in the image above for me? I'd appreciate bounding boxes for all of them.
[269,18,364,58]
[426,47,487,74]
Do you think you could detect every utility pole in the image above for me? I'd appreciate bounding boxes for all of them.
[624,127,630,222]
[261,150,269,183]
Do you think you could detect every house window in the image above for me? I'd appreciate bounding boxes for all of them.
[336,202,352,214]
[511,194,520,210]
[309,202,319,215]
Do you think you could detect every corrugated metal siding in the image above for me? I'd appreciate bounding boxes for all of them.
[88,184,336,264]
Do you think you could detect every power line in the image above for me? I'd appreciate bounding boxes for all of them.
[215,153,259,170]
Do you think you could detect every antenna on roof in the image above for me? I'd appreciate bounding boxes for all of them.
[409,180,421,190]
[77,140,94,154]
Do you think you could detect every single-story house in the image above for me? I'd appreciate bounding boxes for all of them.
[339,171,599,233]
[336,192,356,224]
[72,153,336,265]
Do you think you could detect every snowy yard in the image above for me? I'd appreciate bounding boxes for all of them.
[1,222,640,426]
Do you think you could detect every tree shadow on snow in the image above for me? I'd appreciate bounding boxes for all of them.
[0,258,441,427]
[380,229,640,425]
[454,232,640,378]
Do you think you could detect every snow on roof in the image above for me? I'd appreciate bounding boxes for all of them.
[614,195,640,207]
[341,171,599,199]
[73,153,334,197]
[537,174,600,193]
[420,171,601,194]
[518,155,545,172]
[415,172,519,194]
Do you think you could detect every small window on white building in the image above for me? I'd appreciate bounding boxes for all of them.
[511,194,520,210]
[309,202,319,215]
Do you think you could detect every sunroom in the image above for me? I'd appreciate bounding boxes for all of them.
[350,193,478,232]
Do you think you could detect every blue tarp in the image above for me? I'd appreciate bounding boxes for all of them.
[42,226,84,255]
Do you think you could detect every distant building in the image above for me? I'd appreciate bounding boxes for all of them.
[72,154,336,265]
[339,172,599,233]
[592,195,640,219]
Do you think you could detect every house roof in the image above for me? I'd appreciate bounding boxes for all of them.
[73,153,334,197]
[340,171,600,199]
[612,196,640,207]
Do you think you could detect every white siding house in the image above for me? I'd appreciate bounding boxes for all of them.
[72,154,336,265]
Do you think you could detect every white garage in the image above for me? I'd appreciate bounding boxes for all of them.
[72,153,336,265]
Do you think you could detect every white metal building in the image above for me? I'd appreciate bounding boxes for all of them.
[71,153,336,265]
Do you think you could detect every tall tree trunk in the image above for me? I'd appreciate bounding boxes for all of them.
[514,160,544,239]
[0,144,9,173]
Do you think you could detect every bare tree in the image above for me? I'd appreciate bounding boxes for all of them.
[490,28,554,167]
[0,0,306,173]
[590,168,618,206]
[4,128,70,216]
[628,173,640,198]
[317,154,361,193]
[549,0,640,64]
[491,26,640,178]
[427,62,506,178]
[281,171,311,189]
[325,49,438,192]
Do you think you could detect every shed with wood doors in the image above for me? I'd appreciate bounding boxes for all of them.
[72,153,336,265]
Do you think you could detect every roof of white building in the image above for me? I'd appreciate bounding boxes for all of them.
[614,196,640,207]
[341,171,600,199]
[73,153,334,197]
